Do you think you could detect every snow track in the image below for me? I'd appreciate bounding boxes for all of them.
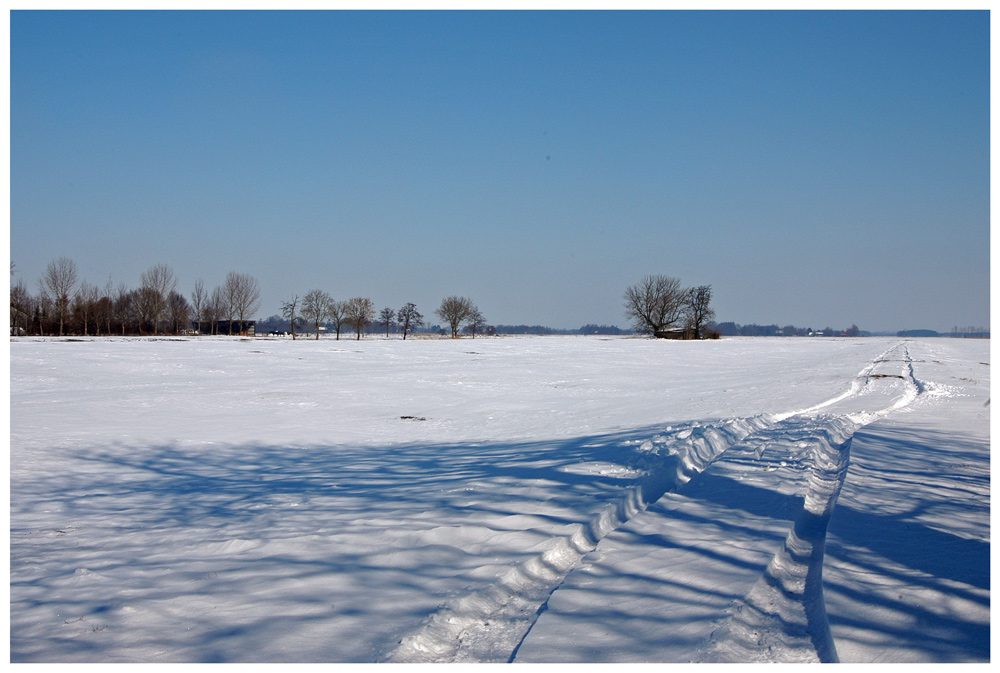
[384,416,772,662]
[387,342,926,663]
[696,416,856,662]
[698,342,923,663]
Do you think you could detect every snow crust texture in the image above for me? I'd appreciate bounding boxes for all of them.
[9,336,989,662]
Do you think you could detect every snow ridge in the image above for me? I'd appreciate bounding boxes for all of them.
[696,416,857,663]
[384,416,773,663]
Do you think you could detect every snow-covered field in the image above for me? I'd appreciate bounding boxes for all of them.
[9,335,990,662]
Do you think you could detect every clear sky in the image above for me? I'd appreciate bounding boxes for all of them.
[10,10,990,332]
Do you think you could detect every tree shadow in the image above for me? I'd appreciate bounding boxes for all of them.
[514,419,989,663]
[822,424,990,662]
[9,424,679,662]
[9,420,990,662]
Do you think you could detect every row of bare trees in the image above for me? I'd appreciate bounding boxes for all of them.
[11,257,260,337]
[279,293,487,341]
[281,291,378,341]
[12,258,493,341]
[623,275,716,338]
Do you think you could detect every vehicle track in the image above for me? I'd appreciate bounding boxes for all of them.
[384,342,923,663]
[383,415,772,662]
[697,341,923,662]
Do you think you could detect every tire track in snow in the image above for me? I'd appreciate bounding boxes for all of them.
[385,341,922,663]
[698,342,924,663]
[383,415,773,663]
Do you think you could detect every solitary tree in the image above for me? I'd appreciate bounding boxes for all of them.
[281,295,301,339]
[397,302,423,340]
[40,257,78,336]
[302,289,332,340]
[623,275,685,336]
[344,297,375,340]
[684,285,715,339]
[379,307,395,337]
[436,296,475,338]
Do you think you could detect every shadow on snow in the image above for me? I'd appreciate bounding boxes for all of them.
[9,420,989,662]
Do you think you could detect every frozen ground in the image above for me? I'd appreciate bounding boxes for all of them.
[9,335,990,662]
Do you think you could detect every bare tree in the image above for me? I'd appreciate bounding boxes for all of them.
[623,275,685,336]
[73,281,100,335]
[397,302,423,340]
[464,307,487,339]
[222,271,260,335]
[191,279,207,334]
[232,272,261,334]
[221,274,240,334]
[684,285,715,339]
[167,291,191,335]
[112,283,133,335]
[281,295,301,339]
[134,286,162,334]
[10,279,32,336]
[208,286,226,335]
[140,264,177,334]
[379,307,395,337]
[100,277,114,335]
[302,289,332,340]
[40,257,78,336]
[436,296,475,338]
[328,299,347,340]
[35,293,53,336]
[344,297,375,340]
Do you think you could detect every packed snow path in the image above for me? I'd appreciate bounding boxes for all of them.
[10,337,989,662]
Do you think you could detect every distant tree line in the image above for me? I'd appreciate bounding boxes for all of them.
[10,257,260,337]
[489,324,633,336]
[11,259,504,341]
[713,322,861,337]
[895,328,989,338]
[266,294,490,341]
[948,325,990,338]
[897,329,940,338]
[12,259,888,342]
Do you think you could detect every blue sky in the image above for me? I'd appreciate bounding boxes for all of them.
[10,10,990,332]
